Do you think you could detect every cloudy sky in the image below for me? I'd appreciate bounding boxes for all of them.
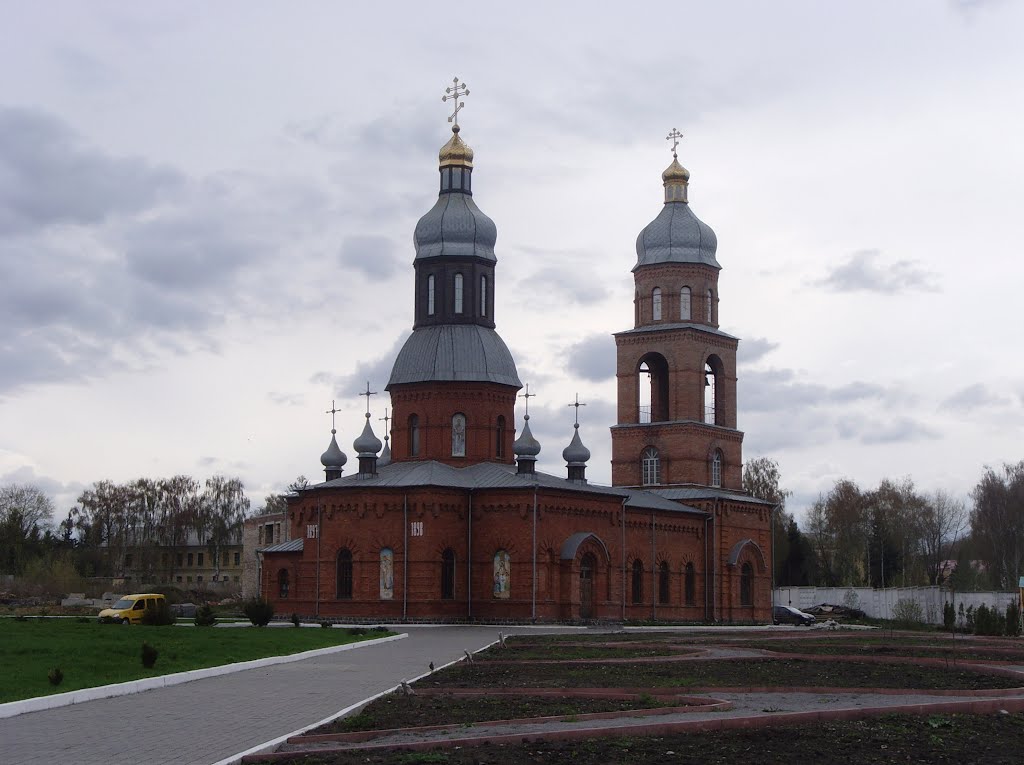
[2,1,1022,523]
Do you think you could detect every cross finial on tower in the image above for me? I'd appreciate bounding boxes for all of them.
[666,127,683,158]
[379,407,391,440]
[359,381,378,416]
[442,77,470,129]
[568,393,586,426]
[325,399,342,432]
[519,383,536,418]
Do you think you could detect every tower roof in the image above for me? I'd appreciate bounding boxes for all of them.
[387,324,521,388]
[562,423,591,465]
[352,414,383,457]
[320,430,347,469]
[513,415,541,458]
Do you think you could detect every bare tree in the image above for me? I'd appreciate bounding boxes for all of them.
[200,476,250,582]
[0,484,55,534]
[919,490,967,586]
[970,461,1024,589]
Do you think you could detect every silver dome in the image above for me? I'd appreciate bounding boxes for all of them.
[414,193,497,262]
[562,424,591,465]
[352,415,382,457]
[320,431,347,468]
[387,325,522,388]
[635,202,719,271]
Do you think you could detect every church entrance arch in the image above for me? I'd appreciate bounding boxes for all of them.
[579,553,596,619]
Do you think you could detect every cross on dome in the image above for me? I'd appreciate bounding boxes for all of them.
[325,399,342,432]
[568,393,586,426]
[360,381,378,417]
[442,76,470,129]
[519,383,536,418]
[379,407,391,437]
[666,127,683,158]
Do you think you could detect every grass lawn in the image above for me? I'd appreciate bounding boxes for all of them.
[0,618,392,703]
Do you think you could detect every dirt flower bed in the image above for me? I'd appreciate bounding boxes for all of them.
[744,640,1024,664]
[287,712,1024,765]
[478,643,696,661]
[428,657,1022,691]
[315,693,674,734]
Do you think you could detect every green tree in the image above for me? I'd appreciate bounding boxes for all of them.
[742,457,794,585]
[199,476,250,582]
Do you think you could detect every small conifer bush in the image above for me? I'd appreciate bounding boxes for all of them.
[141,642,159,669]
[140,600,176,626]
[242,597,274,627]
[194,604,217,627]
[48,667,64,686]
[291,612,301,627]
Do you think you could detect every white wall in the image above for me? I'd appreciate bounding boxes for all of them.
[774,586,1019,625]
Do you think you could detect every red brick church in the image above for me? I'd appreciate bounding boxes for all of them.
[260,95,773,623]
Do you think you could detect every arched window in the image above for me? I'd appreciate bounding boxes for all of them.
[337,549,353,599]
[658,561,670,605]
[379,548,393,600]
[711,450,723,488]
[680,286,691,321]
[704,361,717,424]
[631,559,644,604]
[408,414,420,457]
[641,447,660,486]
[706,288,714,323]
[637,353,669,424]
[451,413,466,457]
[740,562,753,606]
[441,548,456,599]
[652,287,662,321]
[480,275,488,316]
[427,275,435,316]
[495,415,506,458]
[684,562,696,606]
[493,549,511,599]
[278,569,289,599]
[454,273,464,314]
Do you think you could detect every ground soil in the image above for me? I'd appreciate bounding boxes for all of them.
[427,656,1021,691]
[316,693,674,734]
[476,643,694,661]
[283,712,1024,764]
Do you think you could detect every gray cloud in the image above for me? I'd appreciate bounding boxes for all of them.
[941,383,1013,412]
[268,391,306,407]
[816,249,939,295]
[741,368,893,413]
[737,337,779,366]
[309,334,408,402]
[0,106,181,235]
[338,235,403,279]
[567,333,616,382]
[840,415,941,445]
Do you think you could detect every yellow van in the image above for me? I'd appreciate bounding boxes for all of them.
[98,593,166,625]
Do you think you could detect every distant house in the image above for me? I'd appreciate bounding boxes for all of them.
[241,511,289,598]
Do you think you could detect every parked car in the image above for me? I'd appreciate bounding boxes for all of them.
[773,605,816,626]
[98,593,166,624]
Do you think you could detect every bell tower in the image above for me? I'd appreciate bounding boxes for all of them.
[611,130,743,489]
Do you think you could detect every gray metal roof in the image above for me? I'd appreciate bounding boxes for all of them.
[414,192,497,262]
[647,486,774,505]
[307,460,706,516]
[635,200,719,271]
[614,322,737,341]
[387,325,522,388]
[261,538,303,553]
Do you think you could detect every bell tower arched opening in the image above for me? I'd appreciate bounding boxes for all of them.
[637,352,669,424]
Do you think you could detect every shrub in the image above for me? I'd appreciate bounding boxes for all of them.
[957,602,966,629]
[194,604,217,627]
[1007,601,1022,638]
[892,598,924,627]
[291,612,300,628]
[320,620,332,628]
[943,601,956,632]
[140,600,176,626]
[243,598,274,627]
[141,642,158,669]
[48,667,63,686]
[965,604,975,632]
[974,603,1006,636]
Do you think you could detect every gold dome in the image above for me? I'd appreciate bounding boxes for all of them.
[439,125,474,168]
[662,156,690,183]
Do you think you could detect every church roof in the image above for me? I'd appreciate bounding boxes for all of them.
[414,188,497,262]
[261,538,304,553]
[648,486,775,505]
[309,460,705,516]
[387,325,522,388]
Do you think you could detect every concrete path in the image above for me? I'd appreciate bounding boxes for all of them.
[1,625,563,765]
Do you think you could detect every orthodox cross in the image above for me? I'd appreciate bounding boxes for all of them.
[568,393,586,425]
[325,400,342,431]
[519,383,536,417]
[379,407,391,437]
[442,77,470,127]
[360,381,378,415]
[666,127,683,158]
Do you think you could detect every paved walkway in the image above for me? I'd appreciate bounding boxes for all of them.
[1,625,564,765]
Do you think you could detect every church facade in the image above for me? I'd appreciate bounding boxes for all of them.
[260,104,773,623]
